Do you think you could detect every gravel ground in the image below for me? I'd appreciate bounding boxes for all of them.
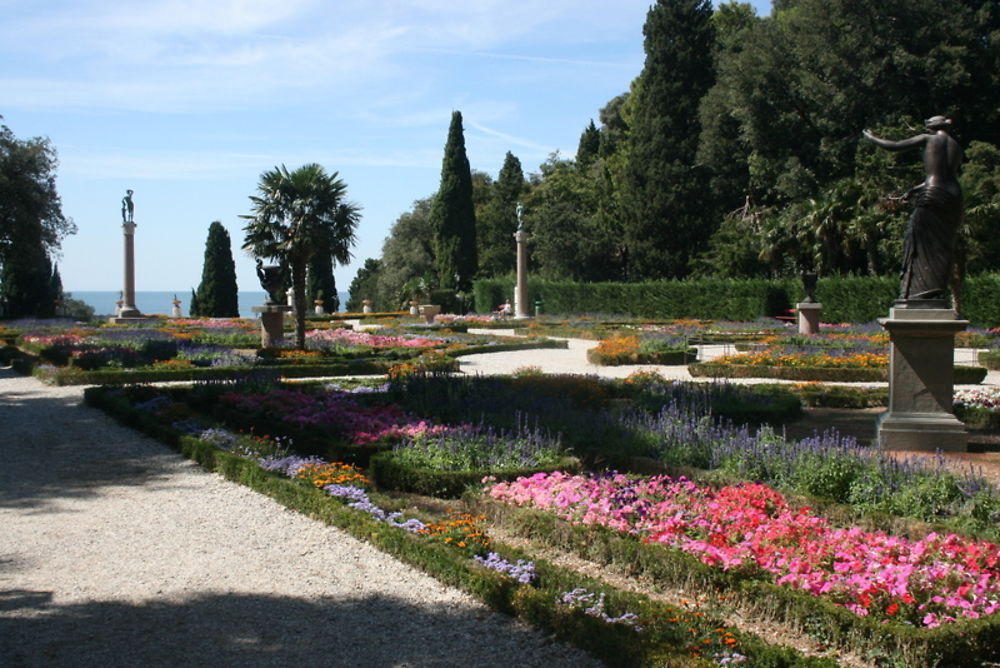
[0,367,603,668]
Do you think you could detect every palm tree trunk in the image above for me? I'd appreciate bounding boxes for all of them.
[292,259,307,349]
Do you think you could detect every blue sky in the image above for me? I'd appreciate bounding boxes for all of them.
[2,0,770,295]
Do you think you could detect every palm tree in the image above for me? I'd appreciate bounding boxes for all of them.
[242,164,360,349]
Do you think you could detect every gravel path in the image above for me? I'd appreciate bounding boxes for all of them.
[0,367,603,668]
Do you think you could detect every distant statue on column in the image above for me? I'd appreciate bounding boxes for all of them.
[862,116,963,303]
[121,189,135,224]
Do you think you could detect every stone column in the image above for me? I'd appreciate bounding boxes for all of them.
[514,227,529,319]
[118,222,141,317]
[878,304,968,451]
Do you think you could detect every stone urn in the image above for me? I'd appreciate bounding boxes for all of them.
[314,299,325,315]
[171,298,182,318]
[418,304,440,324]
[409,300,419,316]
[255,260,285,305]
[362,299,373,314]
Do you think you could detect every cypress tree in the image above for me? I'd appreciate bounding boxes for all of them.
[576,120,601,168]
[193,221,239,317]
[189,288,200,318]
[428,111,477,290]
[621,0,716,280]
[306,248,339,312]
[477,151,524,277]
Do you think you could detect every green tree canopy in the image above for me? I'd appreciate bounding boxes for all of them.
[477,151,524,277]
[0,120,74,317]
[346,258,382,312]
[242,164,360,348]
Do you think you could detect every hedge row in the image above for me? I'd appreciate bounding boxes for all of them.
[688,363,988,384]
[369,452,582,498]
[473,274,1000,327]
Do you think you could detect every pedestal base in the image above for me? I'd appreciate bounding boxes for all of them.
[108,315,153,325]
[796,302,821,335]
[878,307,968,452]
[252,304,292,347]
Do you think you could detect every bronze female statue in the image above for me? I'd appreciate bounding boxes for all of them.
[862,116,963,303]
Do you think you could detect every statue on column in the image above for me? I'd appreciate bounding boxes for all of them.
[121,189,135,224]
[862,116,963,302]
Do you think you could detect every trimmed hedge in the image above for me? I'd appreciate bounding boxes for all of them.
[981,351,1000,370]
[473,274,1000,327]
[586,348,697,366]
[689,363,988,384]
[369,452,581,498]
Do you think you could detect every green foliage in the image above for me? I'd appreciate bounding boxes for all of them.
[374,198,435,310]
[193,221,239,317]
[429,111,477,290]
[346,257,382,312]
[306,242,339,312]
[476,151,523,278]
[574,119,601,168]
[0,121,75,312]
[620,0,716,280]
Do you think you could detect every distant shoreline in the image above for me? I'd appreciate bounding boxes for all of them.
[69,291,349,317]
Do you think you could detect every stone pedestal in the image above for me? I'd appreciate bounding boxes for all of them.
[796,302,822,334]
[409,301,419,316]
[171,301,182,318]
[514,228,529,319]
[878,305,968,451]
[252,304,292,348]
[418,304,440,324]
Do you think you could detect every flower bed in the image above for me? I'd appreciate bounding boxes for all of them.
[483,471,1000,665]
[82,384,826,667]
[954,387,1000,431]
[586,334,696,366]
[369,418,577,497]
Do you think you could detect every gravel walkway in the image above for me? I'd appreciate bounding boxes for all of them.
[0,366,603,668]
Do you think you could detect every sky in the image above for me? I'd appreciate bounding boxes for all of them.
[2,0,771,296]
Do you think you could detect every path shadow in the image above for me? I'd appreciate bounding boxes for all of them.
[0,589,598,668]
[0,370,186,511]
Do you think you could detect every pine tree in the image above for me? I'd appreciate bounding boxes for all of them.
[428,111,477,290]
[477,151,524,277]
[193,221,239,317]
[621,0,716,280]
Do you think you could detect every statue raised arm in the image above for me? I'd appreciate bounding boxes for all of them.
[862,116,963,303]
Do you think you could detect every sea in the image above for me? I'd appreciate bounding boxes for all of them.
[70,291,350,318]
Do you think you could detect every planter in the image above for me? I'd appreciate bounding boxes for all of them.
[418,304,440,324]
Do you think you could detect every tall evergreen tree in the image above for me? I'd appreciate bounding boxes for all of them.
[306,249,339,312]
[575,120,601,168]
[620,0,716,280]
[193,221,240,317]
[49,264,64,315]
[477,151,524,277]
[428,111,477,290]
[346,258,382,312]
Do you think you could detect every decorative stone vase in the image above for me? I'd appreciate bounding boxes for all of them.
[171,300,182,318]
[314,299,325,315]
[362,299,373,314]
[418,304,440,324]
[409,300,419,316]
